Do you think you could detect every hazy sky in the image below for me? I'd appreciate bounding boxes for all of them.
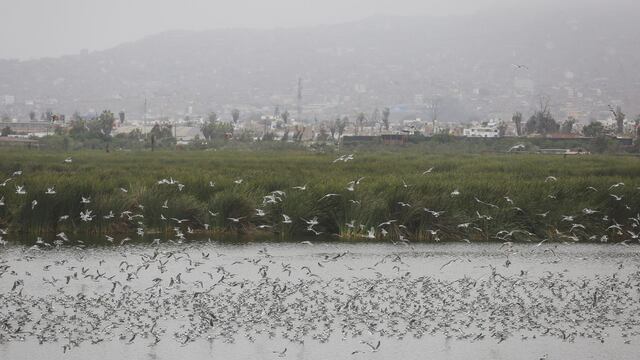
[0,0,502,60]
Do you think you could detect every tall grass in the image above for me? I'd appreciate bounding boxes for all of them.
[0,147,639,242]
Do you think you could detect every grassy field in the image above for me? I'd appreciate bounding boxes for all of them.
[0,147,639,242]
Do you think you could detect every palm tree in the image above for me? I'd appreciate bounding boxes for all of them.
[231,109,240,124]
[381,107,391,132]
[608,105,625,135]
[512,112,523,136]
[356,112,366,135]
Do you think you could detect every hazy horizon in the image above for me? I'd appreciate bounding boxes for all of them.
[4,0,631,61]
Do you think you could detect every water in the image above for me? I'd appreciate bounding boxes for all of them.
[1,240,640,359]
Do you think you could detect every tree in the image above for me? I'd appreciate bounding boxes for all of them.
[512,112,523,136]
[281,110,290,125]
[429,97,441,135]
[337,117,348,139]
[231,109,240,125]
[69,118,89,138]
[328,120,337,140]
[118,111,125,125]
[201,121,233,142]
[97,110,115,137]
[582,121,605,137]
[525,100,559,135]
[147,123,175,150]
[149,123,173,139]
[561,117,576,134]
[355,112,366,135]
[95,110,115,152]
[497,122,508,137]
[293,125,305,142]
[370,108,380,132]
[201,113,218,141]
[1,126,12,136]
[381,107,391,131]
[608,105,626,135]
[317,126,329,142]
[28,111,36,122]
[72,111,82,122]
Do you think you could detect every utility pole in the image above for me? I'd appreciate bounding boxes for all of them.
[297,77,303,120]
[143,97,148,134]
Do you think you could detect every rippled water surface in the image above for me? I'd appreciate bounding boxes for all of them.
[1,241,640,359]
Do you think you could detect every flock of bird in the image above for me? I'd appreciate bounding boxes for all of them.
[1,153,640,358]
[1,241,640,358]
[0,153,639,249]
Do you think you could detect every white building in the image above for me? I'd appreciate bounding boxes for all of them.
[463,127,500,138]
[3,95,15,105]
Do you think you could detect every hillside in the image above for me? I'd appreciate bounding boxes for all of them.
[0,1,639,121]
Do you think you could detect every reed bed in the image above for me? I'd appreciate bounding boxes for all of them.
[0,148,639,242]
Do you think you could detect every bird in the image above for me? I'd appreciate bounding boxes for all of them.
[15,185,26,195]
[292,184,307,191]
[302,217,319,227]
[361,340,381,352]
[81,196,91,204]
[545,176,557,183]
[363,227,376,239]
[346,181,356,192]
[474,197,498,209]
[227,217,245,223]
[422,167,434,175]
[0,178,13,186]
[424,209,445,217]
[508,144,525,152]
[512,63,529,70]
[609,183,624,190]
[272,348,287,357]
[80,209,94,222]
[319,193,340,201]
[170,218,189,224]
[45,187,56,195]
[282,214,292,224]
[378,220,396,227]
[64,157,73,163]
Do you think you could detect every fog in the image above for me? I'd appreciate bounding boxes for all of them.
[2,0,633,60]
[1,0,639,123]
